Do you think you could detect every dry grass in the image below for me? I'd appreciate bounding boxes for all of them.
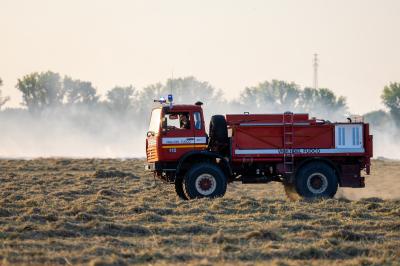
[0,158,399,265]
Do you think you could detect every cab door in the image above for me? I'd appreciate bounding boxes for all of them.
[160,111,195,161]
[193,111,208,150]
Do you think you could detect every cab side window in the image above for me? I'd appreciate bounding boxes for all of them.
[194,112,202,130]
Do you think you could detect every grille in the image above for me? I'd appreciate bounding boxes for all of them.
[146,142,158,162]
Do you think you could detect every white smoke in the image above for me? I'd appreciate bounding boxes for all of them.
[0,107,146,158]
[0,89,398,159]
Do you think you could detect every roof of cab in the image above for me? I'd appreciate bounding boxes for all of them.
[154,104,203,112]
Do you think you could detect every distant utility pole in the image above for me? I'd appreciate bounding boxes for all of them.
[171,70,174,95]
[313,53,318,90]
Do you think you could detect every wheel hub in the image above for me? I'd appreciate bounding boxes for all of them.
[310,176,323,189]
[306,173,328,194]
[195,174,217,196]
[199,178,212,190]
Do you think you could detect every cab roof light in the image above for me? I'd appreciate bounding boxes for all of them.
[153,94,173,108]
[168,94,173,108]
[153,97,167,104]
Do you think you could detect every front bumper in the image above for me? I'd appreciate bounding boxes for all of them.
[144,162,177,172]
[144,162,157,171]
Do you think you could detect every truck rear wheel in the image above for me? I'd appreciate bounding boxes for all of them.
[183,163,227,199]
[175,178,188,200]
[285,162,338,201]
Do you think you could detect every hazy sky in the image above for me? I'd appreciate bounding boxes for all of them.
[1,0,399,114]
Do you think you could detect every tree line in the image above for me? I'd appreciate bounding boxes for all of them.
[0,71,399,130]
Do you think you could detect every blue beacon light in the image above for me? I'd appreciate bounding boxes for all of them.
[168,94,173,108]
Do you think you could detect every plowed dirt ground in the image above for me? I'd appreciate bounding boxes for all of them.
[0,159,399,265]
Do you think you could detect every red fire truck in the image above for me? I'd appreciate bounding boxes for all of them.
[145,98,373,200]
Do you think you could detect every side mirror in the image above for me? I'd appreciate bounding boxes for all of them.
[146,131,154,137]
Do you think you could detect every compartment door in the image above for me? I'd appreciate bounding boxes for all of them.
[335,124,363,149]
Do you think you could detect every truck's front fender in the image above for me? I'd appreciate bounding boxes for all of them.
[176,150,232,179]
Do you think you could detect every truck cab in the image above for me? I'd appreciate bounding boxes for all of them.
[146,103,208,164]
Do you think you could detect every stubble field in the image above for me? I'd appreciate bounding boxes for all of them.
[0,158,399,265]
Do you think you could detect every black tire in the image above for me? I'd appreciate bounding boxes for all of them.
[209,115,229,154]
[183,163,227,199]
[175,178,188,200]
[285,162,338,201]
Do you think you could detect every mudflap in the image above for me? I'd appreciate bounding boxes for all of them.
[339,164,365,188]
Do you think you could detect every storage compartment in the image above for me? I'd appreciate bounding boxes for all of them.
[335,124,363,149]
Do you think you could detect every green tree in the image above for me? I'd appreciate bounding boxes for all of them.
[63,76,99,105]
[16,71,64,113]
[165,76,223,105]
[137,76,225,116]
[382,82,400,126]
[363,110,391,128]
[237,80,347,119]
[106,85,137,114]
[0,78,10,110]
[298,87,347,119]
[135,83,163,128]
[139,83,163,103]
[240,80,301,112]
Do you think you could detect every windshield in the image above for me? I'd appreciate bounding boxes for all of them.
[148,108,161,133]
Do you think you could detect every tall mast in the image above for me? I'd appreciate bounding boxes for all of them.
[313,53,318,90]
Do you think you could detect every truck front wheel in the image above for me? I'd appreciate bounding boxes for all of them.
[284,162,338,201]
[183,163,227,199]
[175,178,188,200]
